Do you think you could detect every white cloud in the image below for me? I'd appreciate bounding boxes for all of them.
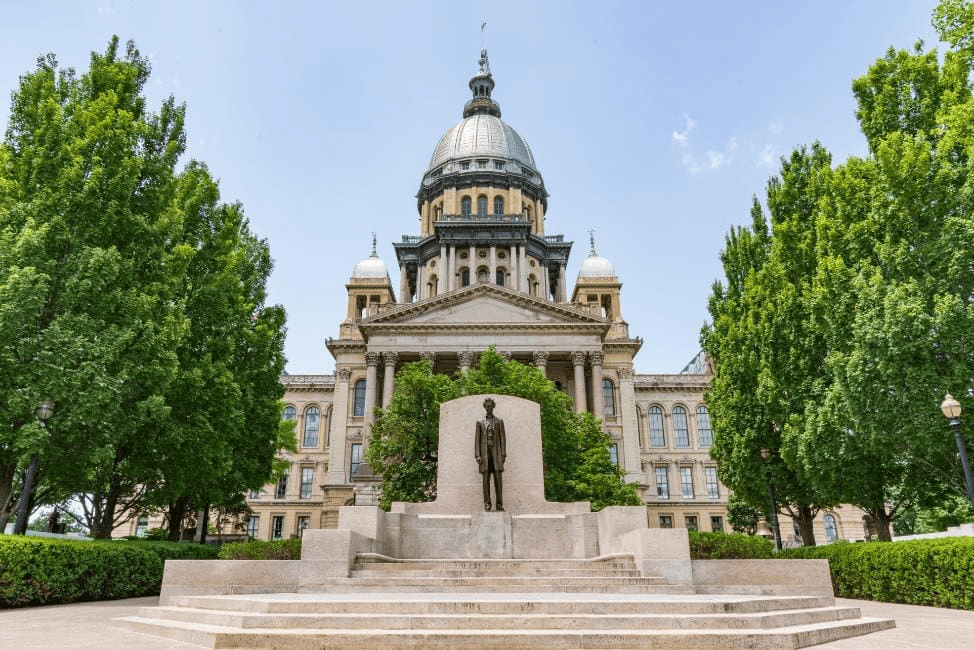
[758,143,775,168]
[671,114,696,146]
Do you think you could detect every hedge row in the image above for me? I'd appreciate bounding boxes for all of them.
[777,538,974,609]
[688,531,774,559]
[0,535,217,608]
[218,538,302,560]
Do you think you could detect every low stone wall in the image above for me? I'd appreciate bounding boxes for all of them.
[893,522,974,541]
[691,559,834,598]
[159,560,300,605]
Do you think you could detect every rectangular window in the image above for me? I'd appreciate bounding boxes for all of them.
[349,444,362,479]
[250,489,261,499]
[649,408,665,447]
[697,407,712,446]
[247,516,259,539]
[674,407,690,447]
[135,515,149,538]
[271,515,284,540]
[494,161,504,170]
[684,515,698,531]
[276,471,288,499]
[705,467,720,499]
[659,515,673,529]
[680,467,694,499]
[609,443,619,466]
[297,516,310,537]
[710,516,724,532]
[477,159,487,169]
[300,467,314,499]
[460,161,470,170]
[655,467,669,499]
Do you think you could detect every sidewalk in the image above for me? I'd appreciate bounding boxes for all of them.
[0,595,971,648]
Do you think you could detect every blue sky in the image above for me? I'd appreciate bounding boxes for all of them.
[1,1,943,373]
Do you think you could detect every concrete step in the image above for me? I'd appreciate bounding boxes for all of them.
[115,614,896,648]
[135,603,866,631]
[350,567,642,578]
[353,554,638,572]
[169,593,837,615]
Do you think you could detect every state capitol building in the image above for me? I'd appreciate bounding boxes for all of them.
[124,51,866,546]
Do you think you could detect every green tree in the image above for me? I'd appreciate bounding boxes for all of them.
[366,348,640,511]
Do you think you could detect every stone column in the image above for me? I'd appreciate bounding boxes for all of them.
[457,350,474,373]
[489,245,497,285]
[590,350,605,421]
[399,266,409,303]
[571,351,587,414]
[510,244,519,291]
[382,352,398,408]
[419,350,436,371]
[557,261,568,303]
[438,244,447,295]
[363,352,380,434]
[416,264,425,300]
[616,367,642,482]
[327,368,352,484]
[532,350,549,377]
[540,263,549,300]
[449,245,457,291]
[469,243,476,283]
[519,245,528,294]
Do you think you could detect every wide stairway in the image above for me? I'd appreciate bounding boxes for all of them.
[117,554,894,648]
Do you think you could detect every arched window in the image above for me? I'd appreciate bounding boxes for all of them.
[824,514,838,542]
[494,196,504,215]
[477,195,488,216]
[602,378,616,416]
[495,269,505,286]
[649,406,665,447]
[303,406,320,447]
[353,379,367,416]
[461,196,472,216]
[283,406,296,422]
[673,406,690,447]
[696,405,712,446]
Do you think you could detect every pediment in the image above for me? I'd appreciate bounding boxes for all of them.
[363,283,605,327]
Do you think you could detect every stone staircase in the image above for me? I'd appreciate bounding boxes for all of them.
[116,554,895,648]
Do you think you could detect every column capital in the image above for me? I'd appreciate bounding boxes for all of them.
[570,350,587,366]
[532,350,549,367]
[383,351,399,367]
[499,350,513,361]
[365,351,381,367]
[337,368,352,382]
[618,367,634,380]
[419,351,437,362]
[589,350,605,366]
[457,350,475,367]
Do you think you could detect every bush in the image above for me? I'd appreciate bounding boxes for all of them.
[123,539,219,561]
[218,538,301,560]
[0,535,217,607]
[778,538,974,609]
[688,530,774,559]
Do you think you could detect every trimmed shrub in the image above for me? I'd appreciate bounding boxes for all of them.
[688,530,774,559]
[778,538,974,609]
[0,535,218,608]
[123,539,219,561]
[218,538,301,560]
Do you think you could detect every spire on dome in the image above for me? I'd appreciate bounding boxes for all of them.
[464,45,501,118]
[370,232,377,257]
[589,230,598,256]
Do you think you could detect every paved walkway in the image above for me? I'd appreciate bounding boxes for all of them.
[0,595,971,648]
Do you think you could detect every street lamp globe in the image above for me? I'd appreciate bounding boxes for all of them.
[760,448,771,461]
[37,399,54,424]
[941,394,962,419]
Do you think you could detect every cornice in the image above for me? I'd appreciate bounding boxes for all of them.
[635,373,710,390]
[359,322,611,339]
[280,374,336,390]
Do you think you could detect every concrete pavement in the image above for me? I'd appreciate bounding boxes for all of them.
[0,595,971,648]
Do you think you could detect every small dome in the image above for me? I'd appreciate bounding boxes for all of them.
[351,235,390,280]
[577,232,616,278]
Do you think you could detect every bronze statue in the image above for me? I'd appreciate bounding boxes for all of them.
[475,397,506,511]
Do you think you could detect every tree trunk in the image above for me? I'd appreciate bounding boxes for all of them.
[794,504,818,547]
[13,454,40,535]
[93,478,123,538]
[194,505,209,544]
[166,496,191,541]
[0,461,17,526]
[868,507,893,541]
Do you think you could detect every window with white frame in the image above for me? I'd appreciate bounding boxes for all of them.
[655,466,669,499]
[609,443,619,465]
[349,444,362,479]
[649,406,665,447]
[300,467,314,499]
[353,379,366,416]
[303,406,320,447]
[246,516,259,539]
[602,379,616,416]
[297,516,310,537]
[271,515,284,540]
[705,467,720,499]
[673,406,690,447]
[824,514,838,542]
[697,405,712,446]
[680,466,694,499]
[135,515,148,537]
[283,405,297,421]
[276,470,288,499]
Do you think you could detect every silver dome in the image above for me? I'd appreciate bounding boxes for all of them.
[352,255,390,280]
[426,114,537,173]
[578,255,616,278]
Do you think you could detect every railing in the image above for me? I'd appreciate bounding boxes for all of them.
[400,235,422,244]
[280,374,335,384]
[436,213,527,223]
[544,235,564,243]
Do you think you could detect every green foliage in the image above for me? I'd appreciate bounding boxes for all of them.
[217,538,301,560]
[366,348,641,512]
[898,495,974,535]
[778,538,974,609]
[0,535,214,607]
[687,530,773,560]
[726,492,770,535]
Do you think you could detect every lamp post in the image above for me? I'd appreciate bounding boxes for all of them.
[760,447,783,551]
[13,399,54,535]
[940,394,974,505]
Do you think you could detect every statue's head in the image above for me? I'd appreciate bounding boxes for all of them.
[483,397,495,411]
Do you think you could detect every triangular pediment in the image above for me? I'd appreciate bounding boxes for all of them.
[363,283,605,327]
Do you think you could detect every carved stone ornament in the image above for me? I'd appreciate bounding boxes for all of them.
[365,351,381,366]
[337,368,352,382]
[589,350,605,366]
[532,350,549,366]
[500,350,513,361]
[348,428,363,440]
[677,455,696,466]
[457,350,475,367]
[617,367,634,380]
[570,350,587,366]
[419,351,437,362]
[653,455,670,465]
[383,351,399,367]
